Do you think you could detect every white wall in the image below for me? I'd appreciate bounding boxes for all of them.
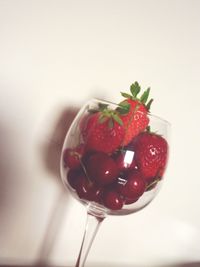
[0,0,200,266]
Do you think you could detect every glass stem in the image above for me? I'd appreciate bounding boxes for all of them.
[75,206,106,267]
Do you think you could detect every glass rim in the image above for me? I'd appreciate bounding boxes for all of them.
[89,98,171,127]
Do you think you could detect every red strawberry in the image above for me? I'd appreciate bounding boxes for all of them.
[81,107,125,153]
[133,132,168,183]
[118,82,153,145]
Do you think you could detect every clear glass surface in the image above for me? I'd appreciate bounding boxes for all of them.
[60,98,170,267]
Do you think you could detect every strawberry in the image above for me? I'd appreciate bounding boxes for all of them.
[133,132,168,183]
[118,82,153,145]
[81,105,125,153]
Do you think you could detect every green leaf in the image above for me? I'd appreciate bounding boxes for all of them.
[117,100,130,114]
[140,87,150,104]
[108,118,114,128]
[98,114,107,124]
[112,114,123,125]
[146,98,153,110]
[130,82,141,97]
[121,92,132,99]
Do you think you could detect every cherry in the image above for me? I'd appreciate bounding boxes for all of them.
[85,152,119,185]
[124,197,139,205]
[118,170,146,199]
[103,190,124,210]
[115,150,137,172]
[63,145,84,169]
[75,174,103,202]
[67,168,84,189]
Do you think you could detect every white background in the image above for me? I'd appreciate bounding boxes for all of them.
[0,0,200,266]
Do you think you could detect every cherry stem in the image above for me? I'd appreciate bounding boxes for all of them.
[75,204,106,267]
[80,160,93,186]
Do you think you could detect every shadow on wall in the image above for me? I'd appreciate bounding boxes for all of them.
[0,122,24,213]
[0,124,10,206]
[36,106,79,264]
[0,106,79,264]
[41,107,79,181]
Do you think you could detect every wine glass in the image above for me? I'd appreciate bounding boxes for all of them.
[60,98,170,267]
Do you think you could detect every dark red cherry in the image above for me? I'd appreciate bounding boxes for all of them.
[75,174,103,202]
[103,190,124,210]
[85,152,119,185]
[67,168,84,189]
[118,170,146,199]
[124,197,139,205]
[63,144,84,169]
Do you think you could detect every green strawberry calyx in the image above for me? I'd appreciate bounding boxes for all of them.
[120,81,154,112]
[89,103,123,128]
[87,81,153,129]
